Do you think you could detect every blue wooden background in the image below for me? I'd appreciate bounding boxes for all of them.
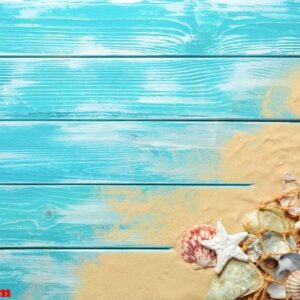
[0,0,300,299]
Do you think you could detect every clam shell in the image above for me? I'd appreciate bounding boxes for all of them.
[262,232,291,259]
[245,235,263,263]
[242,208,293,235]
[286,270,300,300]
[206,260,264,300]
[267,282,286,299]
[181,224,217,269]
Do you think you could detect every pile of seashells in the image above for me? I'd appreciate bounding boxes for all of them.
[180,174,300,300]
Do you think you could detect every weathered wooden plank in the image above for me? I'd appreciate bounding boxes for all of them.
[1,121,299,183]
[0,58,299,120]
[1,1,300,55]
[0,185,250,247]
[0,249,99,299]
[0,121,265,183]
[0,249,195,300]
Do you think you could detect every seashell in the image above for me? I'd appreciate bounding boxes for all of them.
[296,220,300,230]
[267,254,300,300]
[267,282,286,299]
[274,253,300,281]
[206,259,264,300]
[288,236,298,249]
[262,232,291,259]
[286,270,300,300]
[282,173,299,194]
[181,224,217,269]
[242,208,293,235]
[281,173,300,217]
[244,235,263,263]
[258,257,278,275]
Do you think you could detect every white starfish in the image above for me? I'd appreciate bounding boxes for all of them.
[201,221,249,274]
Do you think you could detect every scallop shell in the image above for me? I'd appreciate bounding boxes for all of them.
[281,173,300,217]
[286,270,300,300]
[181,224,217,269]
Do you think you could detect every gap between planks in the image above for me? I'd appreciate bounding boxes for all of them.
[0,183,252,186]
[0,247,173,251]
[0,119,299,122]
[1,55,300,59]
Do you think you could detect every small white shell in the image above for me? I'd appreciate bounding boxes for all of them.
[281,173,300,217]
[181,224,217,269]
[267,282,286,299]
[245,235,263,263]
[286,270,300,300]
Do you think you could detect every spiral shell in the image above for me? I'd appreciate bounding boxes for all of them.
[181,224,217,269]
[286,270,300,300]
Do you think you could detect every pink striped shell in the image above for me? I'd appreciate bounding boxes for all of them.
[286,270,300,300]
[181,224,217,269]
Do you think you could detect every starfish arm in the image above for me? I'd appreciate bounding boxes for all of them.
[214,251,229,274]
[233,247,249,262]
[232,231,248,244]
[200,239,217,251]
[216,221,227,235]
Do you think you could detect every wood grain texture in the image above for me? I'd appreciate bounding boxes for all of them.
[0,185,249,247]
[0,121,267,183]
[0,249,188,300]
[0,58,299,120]
[0,249,100,299]
[1,0,300,55]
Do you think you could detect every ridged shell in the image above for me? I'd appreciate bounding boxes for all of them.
[181,224,217,269]
[286,271,300,300]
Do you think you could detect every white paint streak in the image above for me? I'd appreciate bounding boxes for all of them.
[58,202,117,225]
[75,103,130,113]
[217,61,272,93]
[110,0,142,3]
[0,79,38,105]
[76,36,140,55]
[0,152,28,159]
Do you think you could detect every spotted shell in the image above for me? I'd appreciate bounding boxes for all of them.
[286,270,300,300]
[181,224,217,269]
